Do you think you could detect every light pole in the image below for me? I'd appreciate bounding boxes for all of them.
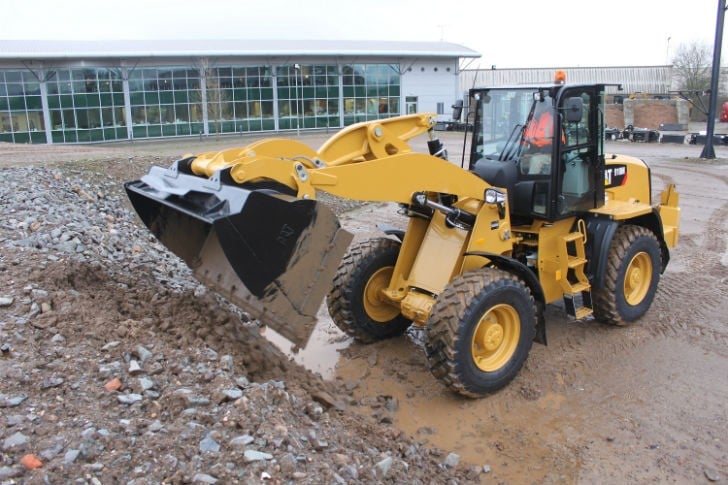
[700,0,727,159]
[666,36,671,65]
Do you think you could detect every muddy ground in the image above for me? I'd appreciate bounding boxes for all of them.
[1,131,727,484]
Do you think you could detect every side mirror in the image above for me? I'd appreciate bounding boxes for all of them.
[565,97,583,123]
[451,99,464,121]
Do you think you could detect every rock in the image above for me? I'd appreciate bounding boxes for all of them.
[220,355,234,371]
[0,394,27,407]
[128,359,143,374]
[221,388,243,401]
[20,454,43,470]
[135,345,153,363]
[192,473,218,484]
[0,296,13,307]
[200,437,220,453]
[235,376,250,388]
[230,435,255,448]
[374,456,393,478]
[704,468,721,482]
[138,377,155,391]
[147,362,164,375]
[277,453,297,475]
[41,377,64,389]
[342,465,359,480]
[39,443,63,461]
[64,449,81,464]
[40,302,52,313]
[117,393,143,405]
[101,341,120,351]
[188,396,211,407]
[6,415,24,427]
[98,362,122,377]
[483,464,492,473]
[104,377,122,392]
[443,452,461,468]
[333,453,350,466]
[0,466,21,479]
[80,439,104,460]
[311,390,345,410]
[385,396,399,412]
[244,450,273,462]
[3,432,29,451]
[50,333,65,344]
[28,302,40,318]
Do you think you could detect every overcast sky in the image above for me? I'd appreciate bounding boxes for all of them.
[3,0,725,68]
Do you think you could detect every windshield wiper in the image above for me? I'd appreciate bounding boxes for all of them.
[499,123,524,161]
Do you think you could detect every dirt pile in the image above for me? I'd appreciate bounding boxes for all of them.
[0,160,471,483]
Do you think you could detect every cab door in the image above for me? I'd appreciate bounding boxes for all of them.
[553,86,605,217]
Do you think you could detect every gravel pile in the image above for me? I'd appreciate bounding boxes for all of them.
[0,160,470,483]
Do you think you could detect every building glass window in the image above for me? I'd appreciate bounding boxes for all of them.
[0,60,405,144]
[0,70,46,143]
[276,64,340,130]
[342,64,400,126]
[406,96,418,114]
[45,67,126,143]
[128,67,202,139]
[206,65,275,134]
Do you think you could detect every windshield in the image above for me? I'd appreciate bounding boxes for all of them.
[473,88,552,161]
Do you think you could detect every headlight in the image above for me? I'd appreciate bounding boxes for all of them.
[484,188,506,205]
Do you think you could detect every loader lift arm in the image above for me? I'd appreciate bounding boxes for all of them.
[184,113,489,203]
[125,113,494,348]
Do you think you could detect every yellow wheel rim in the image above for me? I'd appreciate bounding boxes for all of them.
[471,304,520,372]
[624,252,652,305]
[363,266,399,322]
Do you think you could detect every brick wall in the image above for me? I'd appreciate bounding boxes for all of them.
[606,104,624,129]
[633,101,678,129]
[611,99,690,130]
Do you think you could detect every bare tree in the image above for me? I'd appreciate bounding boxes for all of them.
[672,42,713,120]
[672,42,712,92]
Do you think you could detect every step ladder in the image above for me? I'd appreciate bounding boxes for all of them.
[557,226,593,320]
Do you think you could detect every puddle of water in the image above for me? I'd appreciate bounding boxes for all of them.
[262,304,350,379]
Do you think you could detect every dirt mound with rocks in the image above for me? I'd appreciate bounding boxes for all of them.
[0,159,471,483]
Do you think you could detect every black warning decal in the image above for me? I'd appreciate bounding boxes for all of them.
[605,164,628,188]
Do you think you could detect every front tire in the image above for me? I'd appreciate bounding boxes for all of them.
[424,269,536,398]
[593,225,661,325]
[327,238,411,343]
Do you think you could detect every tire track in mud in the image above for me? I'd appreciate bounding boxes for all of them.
[650,166,728,355]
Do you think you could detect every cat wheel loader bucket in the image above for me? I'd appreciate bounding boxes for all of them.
[124,164,353,347]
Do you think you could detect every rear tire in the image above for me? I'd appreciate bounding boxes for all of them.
[327,238,410,343]
[424,269,536,397]
[593,225,661,325]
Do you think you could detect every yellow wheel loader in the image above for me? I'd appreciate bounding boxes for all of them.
[125,80,680,398]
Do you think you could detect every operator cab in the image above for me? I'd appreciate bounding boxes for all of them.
[469,79,606,223]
